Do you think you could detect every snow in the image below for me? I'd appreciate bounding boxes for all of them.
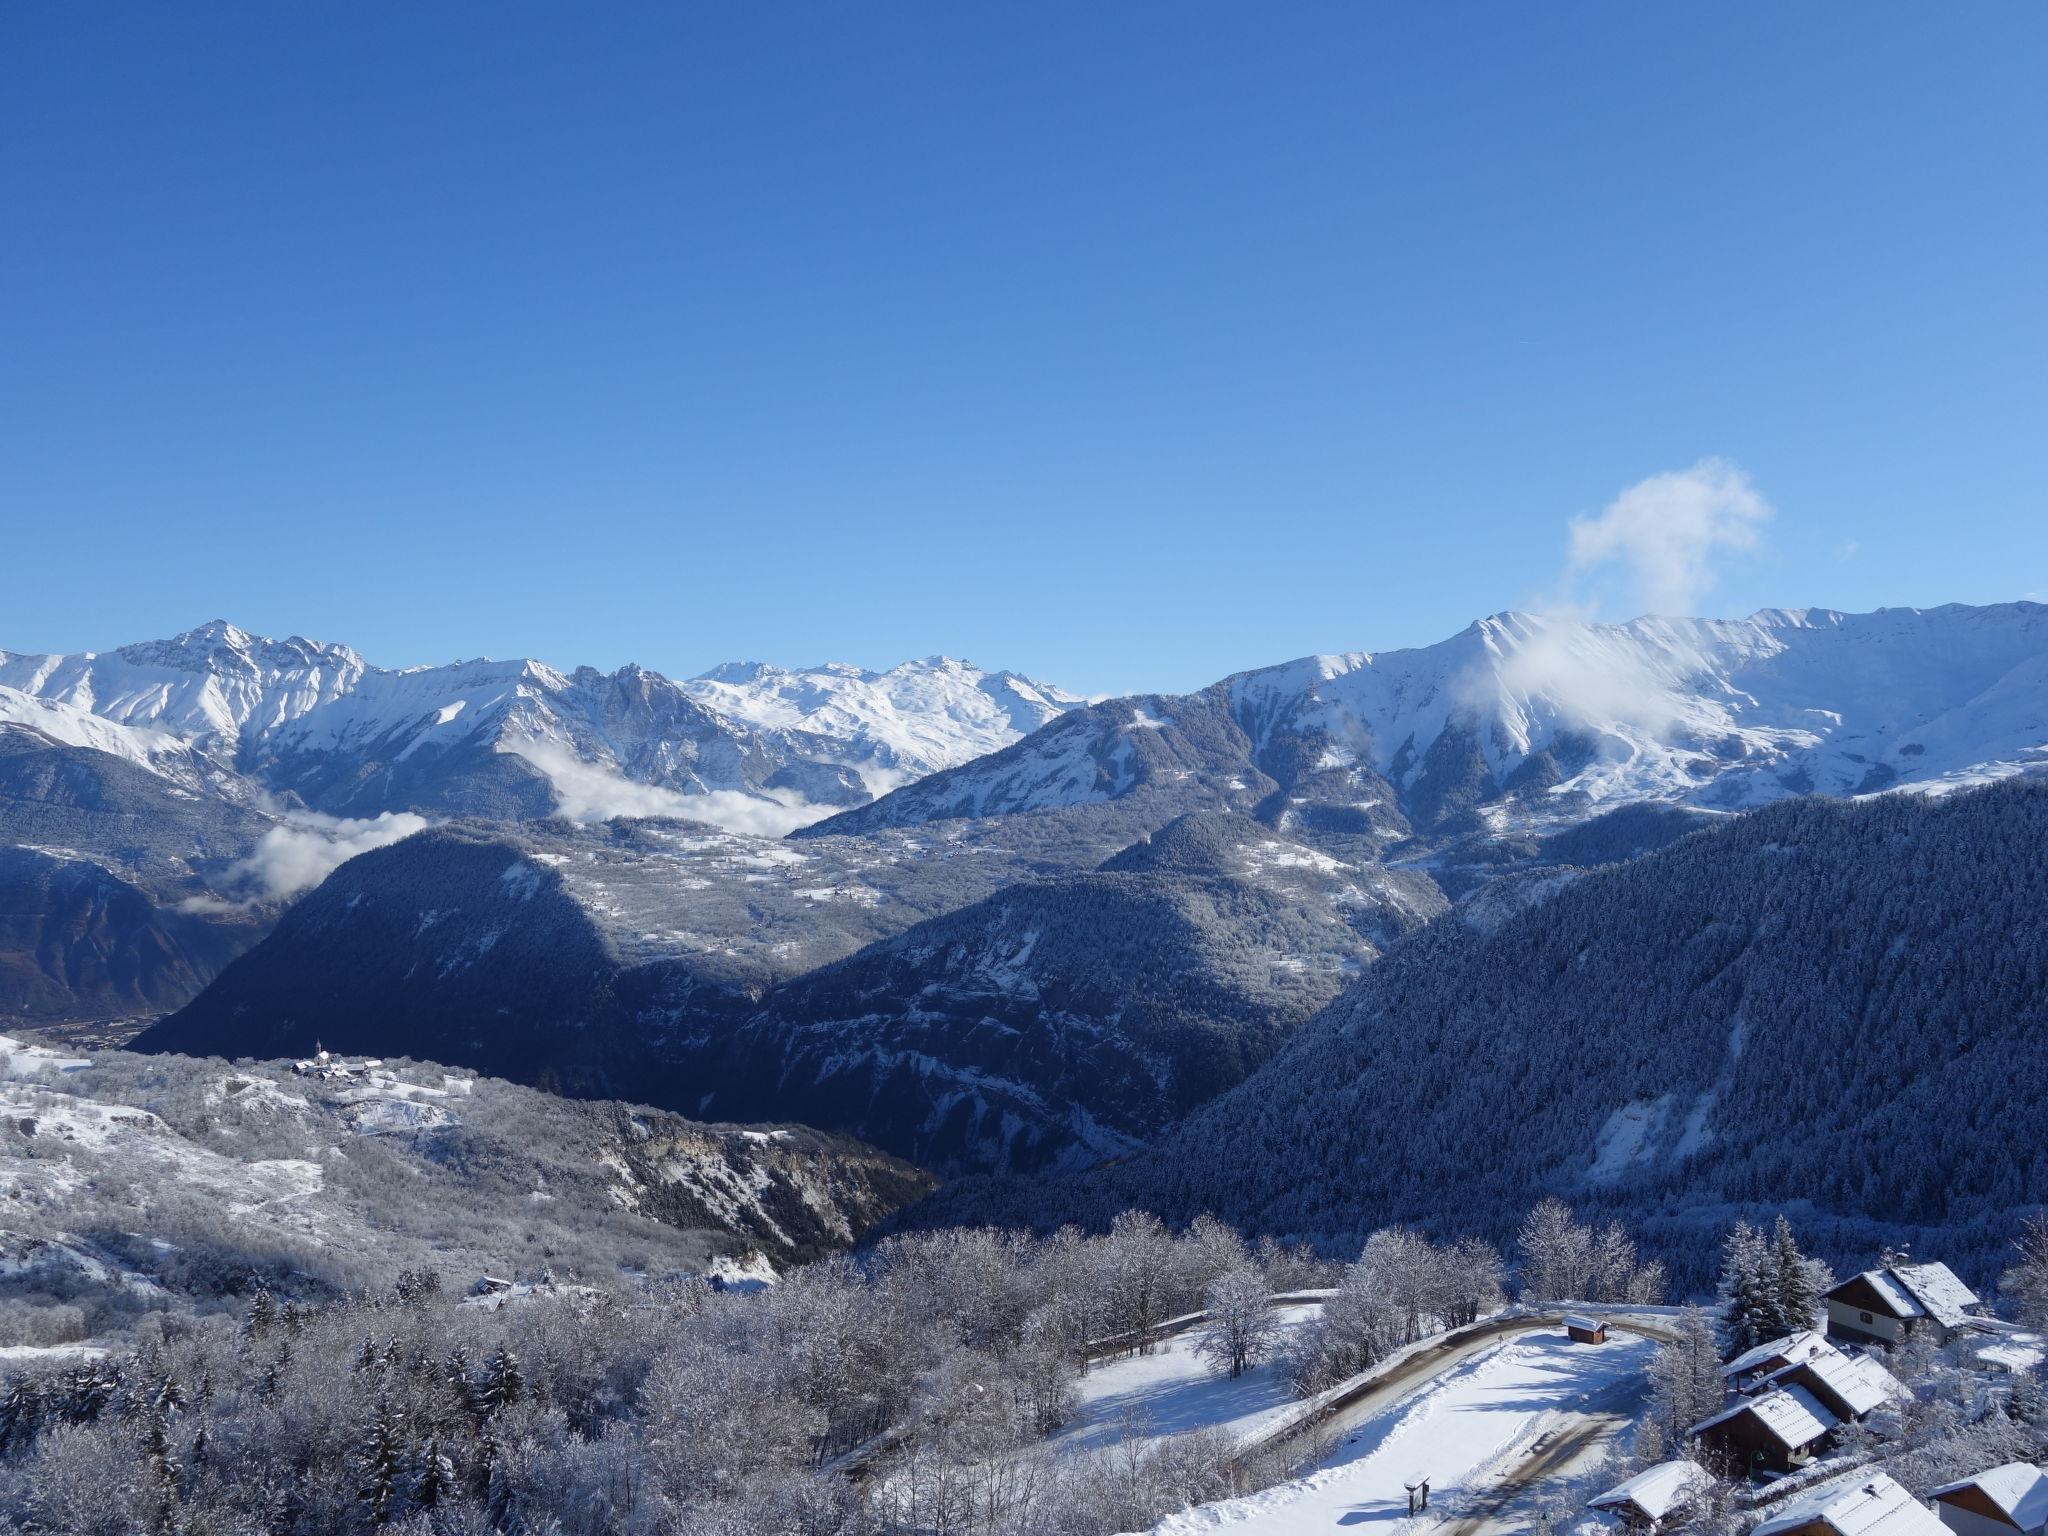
[0,624,1079,834]
[1056,1305,1322,1456]
[1929,1464,2048,1530]
[1760,1350,1902,1417]
[1723,1330,1831,1379]
[1142,1333,1655,1534]
[1752,1472,1947,1536]
[1889,1261,1980,1327]
[0,1036,90,1078]
[0,1343,108,1366]
[1855,1269,1928,1319]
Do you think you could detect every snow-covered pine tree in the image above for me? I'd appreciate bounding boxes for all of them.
[356,1394,405,1526]
[1770,1216,1823,1331]
[1717,1221,1783,1355]
[479,1347,524,1415]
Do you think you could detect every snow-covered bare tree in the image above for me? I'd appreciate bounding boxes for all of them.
[2001,1214,2048,1331]
[1195,1267,1279,1380]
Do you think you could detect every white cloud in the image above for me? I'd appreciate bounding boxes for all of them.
[1834,538,1860,563]
[201,810,429,906]
[497,739,832,838]
[1565,457,1773,616]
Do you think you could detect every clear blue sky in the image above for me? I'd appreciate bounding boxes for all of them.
[4,4,2044,696]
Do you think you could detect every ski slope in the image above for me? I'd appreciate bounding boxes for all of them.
[1142,1331,1655,1534]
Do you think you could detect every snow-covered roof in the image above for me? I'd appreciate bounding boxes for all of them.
[1691,1384,1838,1449]
[1725,1329,1831,1378]
[1752,1472,1947,1536]
[1891,1262,1980,1328]
[1856,1269,1928,1318]
[1974,1338,2046,1373]
[1564,1314,1602,1331]
[1928,1463,2048,1532]
[1591,1460,1712,1521]
[1762,1351,1901,1419]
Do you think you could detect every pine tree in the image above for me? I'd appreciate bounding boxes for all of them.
[245,1287,279,1339]
[1770,1216,1821,1331]
[1717,1221,1783,1356]
[1645,1305,1728,1455]
[479,1347,524,1415]
[0,1377,41,1456]
[357,1395,405,1526]
[412,1436,456,1509]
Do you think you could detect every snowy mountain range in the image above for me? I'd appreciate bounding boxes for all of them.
[0,621,1082,833]
[810,602,2048,856]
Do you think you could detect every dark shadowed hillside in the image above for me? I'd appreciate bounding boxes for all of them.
[914,780,2048,1284]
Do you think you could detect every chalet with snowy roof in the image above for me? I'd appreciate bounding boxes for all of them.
[1929,1464,2048,1536]
[1565,1314,1609,1344]
[1825,1261,1982,1348]
[1751,1348,1903,1424]
[1590,1461,1712,1530]
[1690,1384,1838,1475]
[1725,1330,1835,1391]
[1750,1472,1946,1536]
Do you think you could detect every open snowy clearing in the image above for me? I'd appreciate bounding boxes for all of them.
[1056,1304,1324,1456]
[1140,1331,1654,1535]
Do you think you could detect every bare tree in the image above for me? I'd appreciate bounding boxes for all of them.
[1195,1267,1280,1380]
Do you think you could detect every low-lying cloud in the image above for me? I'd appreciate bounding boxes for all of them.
[188,810,429,910]
[498,739,832,838]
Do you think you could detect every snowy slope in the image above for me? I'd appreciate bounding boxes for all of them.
[812,602,2048,844]
[1142,1333,1654,1535]
[0,623,1079,831]
[681,656,1081,791]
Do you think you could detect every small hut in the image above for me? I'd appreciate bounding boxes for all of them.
[1565,1314,1609,1344]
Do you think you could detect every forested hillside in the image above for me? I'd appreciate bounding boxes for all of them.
[704,814,1444,1175]
[922,780,2048,1285]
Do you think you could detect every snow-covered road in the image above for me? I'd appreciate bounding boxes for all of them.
[1141,1331,1655,1535]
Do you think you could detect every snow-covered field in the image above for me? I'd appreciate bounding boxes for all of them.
[1143,1331,1654,1534]
[1056,1305,1324,1456]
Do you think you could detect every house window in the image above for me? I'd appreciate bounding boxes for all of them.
[1859,1311,1873,1324]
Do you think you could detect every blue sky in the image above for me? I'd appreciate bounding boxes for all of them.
[3,4,2044,697]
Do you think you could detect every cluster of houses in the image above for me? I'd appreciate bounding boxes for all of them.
[289,1046,383,1082]
[1692,1261,1990,1478]
[1588,1258,2047,1535]
[1593,1462,2048,1536]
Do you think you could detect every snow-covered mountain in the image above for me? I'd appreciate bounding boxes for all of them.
[0,622,1080,832]
[808,602,2048,846]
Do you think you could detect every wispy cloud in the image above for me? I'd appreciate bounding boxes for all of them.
[1458,460,1777,738]
[1565,457,1773,617]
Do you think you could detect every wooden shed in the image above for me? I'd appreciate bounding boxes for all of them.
[1565,1314,1609,1344]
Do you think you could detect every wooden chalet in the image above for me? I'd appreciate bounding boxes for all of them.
[1752,1348,1903,1424]
[1690,1384,1838,1476]
[1565,1314,1609,1344]
[1724,1330,1834,1393]
[1826,1262,1982,1348]
[1751,1472,1946,1536]
[1589,1461,1712,1530]
[1928,1464,2048,1536]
